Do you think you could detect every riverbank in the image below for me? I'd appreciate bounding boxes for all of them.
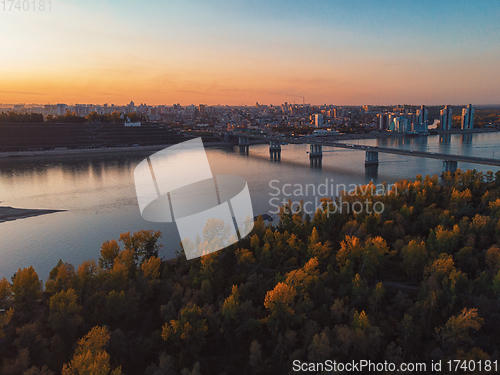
[333,127,497,140]
[0,128,496,159]
[0,141,232,159]
[436,128,498,134]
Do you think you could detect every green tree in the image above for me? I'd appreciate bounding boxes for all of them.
[249,340,263,370]
[162,303,208,362]
[397,314,421,360]
[308,330,332,363]
[105,291,126,323]
[360,236,388,277]
[401,240,429,282]
[221,285,240,347]
[48,289,83,342]
[12,267,42,318]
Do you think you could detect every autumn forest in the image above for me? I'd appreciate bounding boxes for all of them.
[2,170,500,374]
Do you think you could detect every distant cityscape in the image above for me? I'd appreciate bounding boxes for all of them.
[1,102,499,135]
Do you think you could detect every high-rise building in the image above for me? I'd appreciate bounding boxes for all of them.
[461,104,474,130]
[406,113,418,131]
[440,105,452,131]
[387,113,395,131]
[334,107,345,118]
[377,113,389,130]
[388,116,396,131]
[75,104,90,117]
[394,116,409,133]
[56,103,67,116]
[314,114,323,128]
[13,104,26,113]
[415,105,428,133]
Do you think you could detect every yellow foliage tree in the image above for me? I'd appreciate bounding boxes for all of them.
[352,310,370,331]
[307,227,331,261]
[0,308,13,339]
[235,248,256,265]
[0,277,11,307]
[45,260,74,295]
[141,256,161,280]
[222,285,240,320]
[99,240,120,269]
[437,308,483,346]
[337,236,363,269]
[62,326,122,375]
[285,258,319,296]
[264,282,296,318]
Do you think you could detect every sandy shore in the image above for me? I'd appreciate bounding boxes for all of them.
[0,206,66,223]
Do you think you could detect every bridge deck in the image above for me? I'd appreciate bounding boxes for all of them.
[230,133,500,167]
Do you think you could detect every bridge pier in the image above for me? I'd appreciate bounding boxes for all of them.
[269,140,281,161]
[442,160,458,175]
[239,136,249,155]
[310,157,322,168]
[365,151,379,166]
[309,144,323,168]
[365,164,378,178]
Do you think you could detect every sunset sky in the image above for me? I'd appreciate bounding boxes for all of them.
[1,0,499,106]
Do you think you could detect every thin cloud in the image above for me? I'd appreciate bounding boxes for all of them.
[0,91,47,96]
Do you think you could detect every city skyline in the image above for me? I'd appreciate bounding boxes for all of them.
[1,0,500,105]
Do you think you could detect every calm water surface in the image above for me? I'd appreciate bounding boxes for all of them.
[1,133,499,280]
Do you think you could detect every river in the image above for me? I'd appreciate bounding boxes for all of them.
[0,132,499,281]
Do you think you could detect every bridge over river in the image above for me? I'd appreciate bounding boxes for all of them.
[227,132,500,173]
